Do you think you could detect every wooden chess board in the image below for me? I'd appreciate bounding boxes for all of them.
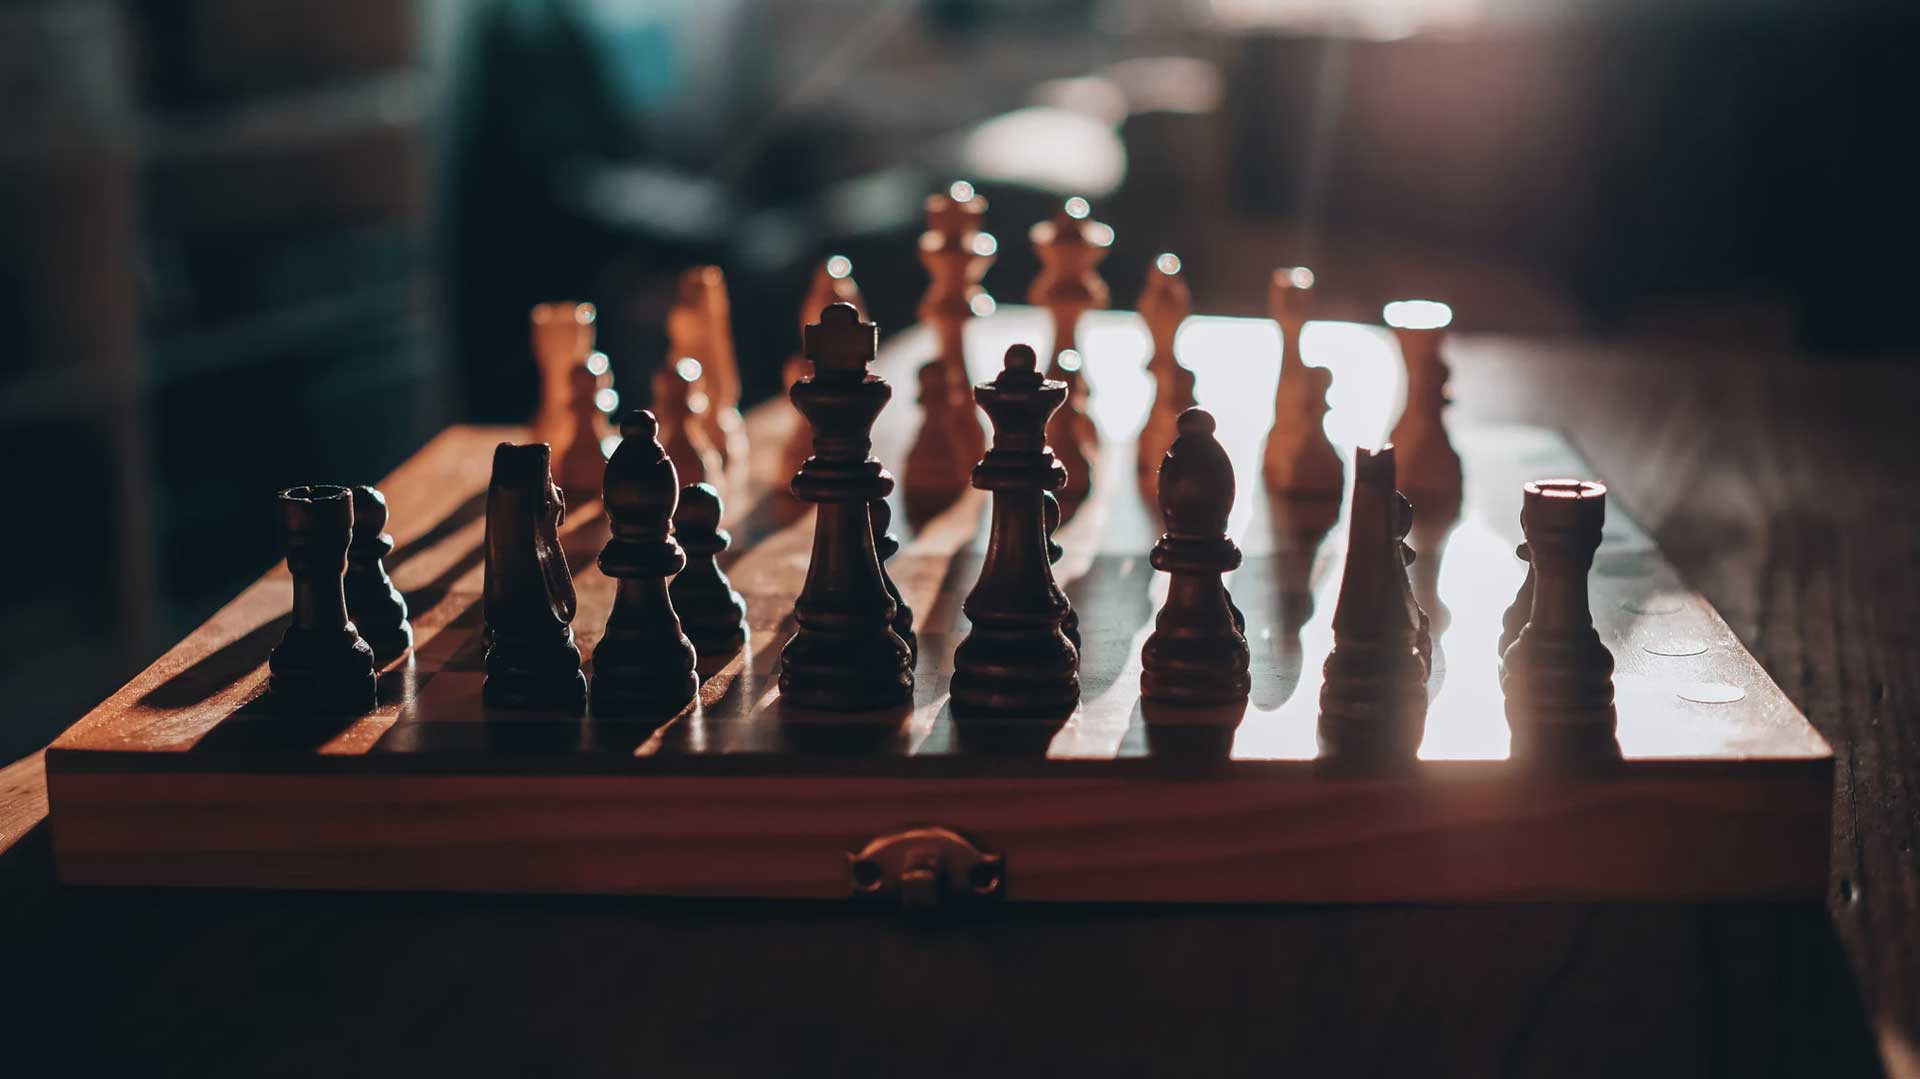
[44,309,1832,903]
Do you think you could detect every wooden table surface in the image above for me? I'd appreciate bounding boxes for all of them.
[4,330,1915,1078]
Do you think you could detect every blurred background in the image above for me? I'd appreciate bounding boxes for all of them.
[3,0,1915,761]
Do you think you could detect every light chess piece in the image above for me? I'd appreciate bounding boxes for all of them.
[1136,253,1198,490]
[1028,197,1112,505]
[652,355,722,491]
[1262,268,1342,498]
[667,267,748,472]
[1385,299,1463,512]
[529,301,615,498]
[910,181,994,497]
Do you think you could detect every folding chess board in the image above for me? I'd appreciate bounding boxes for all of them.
[44,309,1832,903]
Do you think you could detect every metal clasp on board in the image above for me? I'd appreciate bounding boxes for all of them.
[846,826,1004,912]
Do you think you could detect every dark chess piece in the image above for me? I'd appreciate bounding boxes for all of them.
[343,484,412,663]
[482,443,587,713]
[777,303,915,713]
[870,497,917,662]
[1501,479,1617,760]
[1141,409,1251,708]
[1043,490,1079,651]
[951,344,1081,720]
[269,485,377,712]
[591,412,700,717]
[668,481,748,663]
[1498,542,1533,657]
[1317,446,1430,760]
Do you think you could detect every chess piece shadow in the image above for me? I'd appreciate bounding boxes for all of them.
[1254,494,1341,712]
[139,612,291,710]
[778,705,916,752]
[384,490,488,573]
[949,708,1068,756]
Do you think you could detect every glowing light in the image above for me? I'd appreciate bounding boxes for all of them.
[594,388,620,413]
[971,233,998,257]
[826,254,852,279]
[675,356,703,382]
[1383,300,1453,330]
[585,351,610,376]
[1056,348,1083,373]
[949,179,975,201]
[1064,196,1090,219]
[599,433,623,458]
[1086,222,1115,247]
[960,108,1126,199]
[1283,266,1315,289]
[576,303,596,325]
[1155,252,1182,275]
[970,294,997,317]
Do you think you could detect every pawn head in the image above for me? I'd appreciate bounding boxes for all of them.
[621,408,661,444]
[1004,343,1037,373]
[349,485,389,535]
[674,481,724,534]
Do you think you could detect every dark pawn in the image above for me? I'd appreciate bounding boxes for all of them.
[343,484,412,663]
[778,303,914,713]
[669,481,748,662]
[592,412,700,717]
[1498,541,1533,657]
[269,485,377,713]
[482,443,586,713]
[951,344,1080,720]
[1502,480,1617,760]
[1317,446,1429,760]
[870,498,917,661]
[1042,490,1079,651]
[1141,409,1251,707]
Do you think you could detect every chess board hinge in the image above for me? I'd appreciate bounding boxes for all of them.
[846,826,1004,914]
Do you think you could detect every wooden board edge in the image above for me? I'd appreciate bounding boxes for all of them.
[47,764,1832,903]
